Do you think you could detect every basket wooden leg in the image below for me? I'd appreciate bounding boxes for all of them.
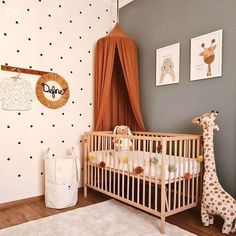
[160,216,166,234]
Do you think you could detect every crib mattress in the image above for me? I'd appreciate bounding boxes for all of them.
[88,150,200,181]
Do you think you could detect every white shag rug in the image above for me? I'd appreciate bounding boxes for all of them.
[0,199,196,236]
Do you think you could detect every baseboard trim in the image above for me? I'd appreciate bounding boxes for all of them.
[0,195,44,210]
[0,188,83,210]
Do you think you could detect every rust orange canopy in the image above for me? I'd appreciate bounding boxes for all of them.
[94,23,145,131]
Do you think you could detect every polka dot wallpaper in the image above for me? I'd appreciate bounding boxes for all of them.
[0,0,116,203]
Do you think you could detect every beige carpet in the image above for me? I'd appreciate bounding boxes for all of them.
[0,199,196,236]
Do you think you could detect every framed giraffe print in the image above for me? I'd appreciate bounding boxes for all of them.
[190,29,223,81]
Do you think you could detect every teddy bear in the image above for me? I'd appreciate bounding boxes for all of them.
[113,125,133,151]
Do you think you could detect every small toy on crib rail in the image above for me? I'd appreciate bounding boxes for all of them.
[113,125,133,151]
[192,111,236,235]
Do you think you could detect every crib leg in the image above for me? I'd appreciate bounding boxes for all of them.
[160,216,166,234]
[84,185,87,198]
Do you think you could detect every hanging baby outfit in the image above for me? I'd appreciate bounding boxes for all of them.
[0,77,35,111]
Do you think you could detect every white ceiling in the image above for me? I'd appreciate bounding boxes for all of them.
[119,0,134,8]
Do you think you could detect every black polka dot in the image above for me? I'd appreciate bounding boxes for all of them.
[72,101,75,104]
[80,88,83,91]
[113,20,115,23]
[18,112,21,115]
[79,36,82,39]
[52,154,55,157]
[40,53,43,56]
[27,8,30,11]
[52,124,55,127]
[41,172,43,175]
[69,20,72,23]
[59,4,61,7]
[29,66,32,69]
[89,103,92,106]
[5,63,8,65]
[79,11,82,14]
[62,140,64,143]
[18,142,21,145]
[62,112,64,115]
[28,38,31,41]
[48,14,51,17]
[60,56,63,59]
[88,50,91,53]
[70,71,73,74]
[80,140,82,143]
[69,46,72,49]
[30,125,33,128]
[2,1,6,3]
[106,31,108,34]
[59,31,62,34]
[3,33,7,36]
[49,42,52,45]
[17,50,20,53]
[88,125,91,128]
[79,114,82,116]
[50,68,53,71]
[89,26,91,29]
[7,158,10,161]
[80,59,82,62]
[89,3,92,6]
[106,9,108,12]
[15,21,19,24]
[7,125,10,128]
[40,141,43,143]
[18,174,21,177]
[39,26,42,30]
[30,156,33,159]
[41,112,44,115]
[71,124,74,127]
[98,17,100,19]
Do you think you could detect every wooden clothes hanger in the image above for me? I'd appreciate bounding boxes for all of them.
[11,67,21,80]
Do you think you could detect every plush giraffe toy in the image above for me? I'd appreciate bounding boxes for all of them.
[192,111,236,234]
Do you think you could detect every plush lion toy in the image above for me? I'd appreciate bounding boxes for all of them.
[113,125,133,151]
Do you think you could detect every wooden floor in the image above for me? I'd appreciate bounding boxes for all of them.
[0,189,235,236]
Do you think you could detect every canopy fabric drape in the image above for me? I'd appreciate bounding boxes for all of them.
[94,23,145,131]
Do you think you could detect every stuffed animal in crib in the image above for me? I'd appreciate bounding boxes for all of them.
[113,125,133,151]
[192,111,236,235]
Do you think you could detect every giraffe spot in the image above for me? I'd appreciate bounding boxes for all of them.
[210,198,213,201]
[225,196,229,199]
[230,212,234,216]
[209,183,214,186]
[227,224,231,227]
[218,202,222,206]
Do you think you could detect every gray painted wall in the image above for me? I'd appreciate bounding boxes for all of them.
[120,0,236,197]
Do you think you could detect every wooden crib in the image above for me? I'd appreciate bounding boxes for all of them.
[83,131,203,234]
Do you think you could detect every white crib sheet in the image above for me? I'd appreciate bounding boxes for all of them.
[88,150,200,181]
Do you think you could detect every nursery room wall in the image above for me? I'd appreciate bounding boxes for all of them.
[0,0,116,204]
[120,0,236,197]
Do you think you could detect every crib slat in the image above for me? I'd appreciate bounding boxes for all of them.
[91,136,94,187]
[137,139,140,204]
[142,140,146,206]
[148,140,152,209]
[183,140,186,206]
[173,140,177,210]
[191,140,195,203]
[101,137,104,190]
[187,140,191,205]
[168,141,172,211]
[196,138,200,203]
[154,141,158,211]
[178,140,182,208]
[109,137,112,193]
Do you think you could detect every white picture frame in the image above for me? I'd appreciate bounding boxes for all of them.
[156,43,180,86]
[190,29,223,81]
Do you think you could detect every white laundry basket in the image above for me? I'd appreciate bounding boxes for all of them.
[45,147,80,209]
